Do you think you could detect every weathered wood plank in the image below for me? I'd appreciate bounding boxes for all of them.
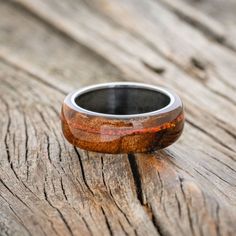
[178,0,236,50]
[0,1,122,93]
[10,0,236,159]
[0,61,159,235]
[13,0,236,122]
[0,0,236,235]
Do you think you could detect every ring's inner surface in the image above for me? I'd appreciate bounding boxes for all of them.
[75,87,171,115]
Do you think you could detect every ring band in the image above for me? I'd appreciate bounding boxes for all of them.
[61,82,184,153]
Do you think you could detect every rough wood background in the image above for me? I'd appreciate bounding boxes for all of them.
[0,0,236,235]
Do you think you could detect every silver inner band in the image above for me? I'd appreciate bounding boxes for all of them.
[71,82,175,118]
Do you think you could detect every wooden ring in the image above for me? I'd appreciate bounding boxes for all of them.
[61,82,185,153]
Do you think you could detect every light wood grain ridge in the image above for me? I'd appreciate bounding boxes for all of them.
[175,0,236,52]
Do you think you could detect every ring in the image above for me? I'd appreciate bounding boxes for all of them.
[61,82,184,153]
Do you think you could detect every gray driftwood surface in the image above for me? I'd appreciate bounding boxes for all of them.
[0,0,236,235]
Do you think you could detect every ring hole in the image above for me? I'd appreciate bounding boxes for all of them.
[74,86,171,115]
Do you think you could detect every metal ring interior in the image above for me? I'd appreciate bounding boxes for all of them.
[71,82,175,118]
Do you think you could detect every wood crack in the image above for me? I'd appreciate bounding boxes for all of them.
[157,171,164,204]
[127,154,166,236]
[186,119,235,152]
[43,176,74,236]
[46,134,52,164]
[0,178,32,212]
[178,177,195,236]
[127,154,144,204]
[0,101,41,199]
[216,123,236,141]
[3,97,11,164]
[207,87,236,106]
[0,193,32,236]
[101,206,113,236]
[201,165,236,187]
[57,209,74,236]
[60,177,68,201]
[149,208,165,236]
[47,106,63,162]
[22,110,29,163]
[193,168,231,200]
[106,184,134,231]
[101,156,109,192]
[37,109,51,131]
[201,150,236,174]
[8,204,31,235]
[175,193,182,217]
[74,147,94,195]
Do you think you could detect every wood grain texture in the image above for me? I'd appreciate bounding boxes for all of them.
[0,0,236,235]
[179,0,236,50]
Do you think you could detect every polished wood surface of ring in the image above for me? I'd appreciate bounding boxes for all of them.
[61,84,184,153]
